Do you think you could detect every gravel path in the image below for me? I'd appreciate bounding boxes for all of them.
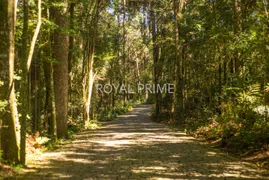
[18,105,269,180]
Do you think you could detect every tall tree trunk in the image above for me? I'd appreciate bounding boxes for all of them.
[83,1,100,127]
[0,0,19,164]
[142,4,149,102]
[232,0,241,74]
[52,1,69,138]
[19,0,29,165]
[173,0,184,120]
[150,1,160,118]
[43,57,56,137]
[31,53,41,133]
[122,0,127,106]
[43,5,56,138]
[20,0,42,164]
[83,43,96,127]
[218,55,222,114]
[68,3,75,119]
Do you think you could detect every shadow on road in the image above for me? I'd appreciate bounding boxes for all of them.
[18,105,269,180]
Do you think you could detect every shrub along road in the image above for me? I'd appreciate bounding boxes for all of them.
[18,105,269,179]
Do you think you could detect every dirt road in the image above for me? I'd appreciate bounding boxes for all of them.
[18,105,269,179]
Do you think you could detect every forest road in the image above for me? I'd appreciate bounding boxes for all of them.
[18,104,269,180]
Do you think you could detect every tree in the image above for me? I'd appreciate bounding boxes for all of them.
[0,0,19,164]
[173,0,185,120]
[150,1,161,118]
[83,1,102,128]
[20,0,42,164]
[52,0,69,138]
[122,0,127,106]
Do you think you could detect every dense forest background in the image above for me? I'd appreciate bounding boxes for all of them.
[1,0,269,166]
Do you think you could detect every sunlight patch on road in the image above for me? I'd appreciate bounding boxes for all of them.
[119,114,138,118]
[104,140,133,146]
[132,166,167,173]
[89,139,135,147]
[205,151,217,156]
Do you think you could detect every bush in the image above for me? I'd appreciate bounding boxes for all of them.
[193,84,269,153]
[86,120,101,129]
[98,102,134,121]
[67,122,81,137]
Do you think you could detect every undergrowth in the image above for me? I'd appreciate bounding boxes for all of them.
[154,84,269,168]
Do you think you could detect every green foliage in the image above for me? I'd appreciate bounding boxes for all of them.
[67,121,81,138]
[98,102,134,122]
[86,120,101,130]
[44,138,66,151]
[13,164,24,173]
[0,100,8,113]
[35,136,50,145]
[0,81,7,113]
[195,84,269,152]
[0,150,2,162]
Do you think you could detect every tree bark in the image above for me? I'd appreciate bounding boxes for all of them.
[20,0,42,164]
[83,1,100,127]
[68,3,75,119]
[19,0,29,165]
[173,0,185,120]
[43,5,56,138]
[31,52,41,133]
[232,0,241,74]
[122,0,127,106]
[0,0,19,164]
[43,57,56,137]
[52,1,69,138]
[150,1,161,118]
